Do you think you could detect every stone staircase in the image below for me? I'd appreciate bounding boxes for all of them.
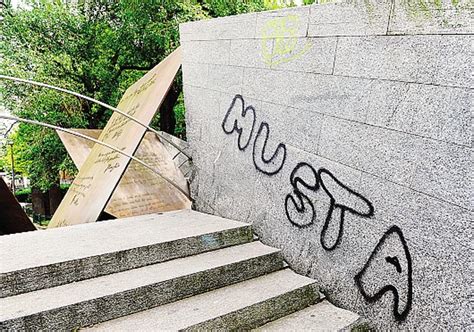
[0,210,359,331]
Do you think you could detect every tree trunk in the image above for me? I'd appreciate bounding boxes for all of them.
[31,187,47,221]
[159,81,180,134]
[48,182,62,216]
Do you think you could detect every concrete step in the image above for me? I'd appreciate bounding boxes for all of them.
[85,269,320,331]
[255,299,360,332]
[0,209,253,297]
[0,241,283,331]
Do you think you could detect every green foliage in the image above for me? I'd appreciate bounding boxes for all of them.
[0,0,273,191]
[14,184,70,203]
[2,131,32,177]
[174,93,187,139]
[15,187,32,203]
[304,0,464,7]
[0,144,6,171]
[202,0,265,15]
[263,0,297,9]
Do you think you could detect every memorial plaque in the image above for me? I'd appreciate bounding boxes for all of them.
[0,176,36,235]
[49,48,183,227]
[57,129,191,218]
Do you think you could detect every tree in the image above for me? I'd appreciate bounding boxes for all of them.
[0,144,6,172]
[0,0,286,194]
[1,131,31,177]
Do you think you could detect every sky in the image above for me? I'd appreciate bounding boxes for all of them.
[10,0,21,8]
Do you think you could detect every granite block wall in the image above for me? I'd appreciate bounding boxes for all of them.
[180,1,473,329]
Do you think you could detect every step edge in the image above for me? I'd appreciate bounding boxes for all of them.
[83,268,318,330]
[0,225,254,298]
[255,299,362,332]
[0,210,252,271]
[185,279,320,331]
[0,249,284,323]
[0,210,250,241]
[0,223,252,274]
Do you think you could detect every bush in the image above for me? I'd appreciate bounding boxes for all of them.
[15,187,31,203]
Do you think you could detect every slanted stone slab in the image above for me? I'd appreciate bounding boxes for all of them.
[57,129,191,218]
[0,177,36,235]
[0,210,253,297]
[49,48,183,228]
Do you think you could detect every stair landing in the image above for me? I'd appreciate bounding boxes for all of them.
[0,209,359,331]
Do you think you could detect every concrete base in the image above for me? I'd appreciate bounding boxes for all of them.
[0,209,359,331]
[0,242,282,330]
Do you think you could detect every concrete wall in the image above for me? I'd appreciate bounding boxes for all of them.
[180,1,472,330]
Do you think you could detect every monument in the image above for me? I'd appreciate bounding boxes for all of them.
[57,129,190,218]
[49,48,184,227]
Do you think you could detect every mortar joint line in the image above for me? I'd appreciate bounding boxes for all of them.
[305,5,311,37]
[183,60,473,90]
[331,37,339,75]
[184,83,472,150]
[386,0,396,35]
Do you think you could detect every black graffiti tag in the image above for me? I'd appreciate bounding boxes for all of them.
[253,122,287,176]
[318,169,374,251]
[222,94,256,151]
[354,225,413,322]
[221,93,412,321]
[284,166,374,251]
[222,94,286,176]
[285,162,319,228]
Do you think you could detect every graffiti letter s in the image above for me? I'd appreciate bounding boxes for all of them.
[285,162,319,228]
